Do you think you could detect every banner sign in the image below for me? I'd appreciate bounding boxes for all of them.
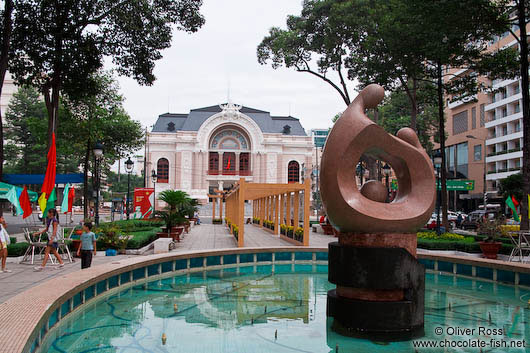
[391,179,475,191]
[133,188,154,219]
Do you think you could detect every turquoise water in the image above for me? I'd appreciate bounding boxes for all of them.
[42,264,530,353]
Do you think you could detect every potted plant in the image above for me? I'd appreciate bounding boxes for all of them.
[155,211,185,242]
[477,217,504,259]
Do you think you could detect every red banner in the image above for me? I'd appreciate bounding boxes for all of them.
[133,188,154,219]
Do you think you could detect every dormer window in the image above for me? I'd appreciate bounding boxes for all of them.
[283,125,291,134]
[167,122,175,131]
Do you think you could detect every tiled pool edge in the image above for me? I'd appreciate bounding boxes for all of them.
[4,248,530,353]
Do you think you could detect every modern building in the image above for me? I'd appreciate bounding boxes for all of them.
[146,102,313,204]
[309,128,329,148]
[1,72,17,116]
[440,26,527,212]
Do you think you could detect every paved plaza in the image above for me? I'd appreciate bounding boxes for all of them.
[0,220,335,303]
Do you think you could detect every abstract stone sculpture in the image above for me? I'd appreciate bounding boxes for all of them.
[321,84,435,341]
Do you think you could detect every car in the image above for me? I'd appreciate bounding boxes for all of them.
[426,213,456,229]
[460,210,500,230]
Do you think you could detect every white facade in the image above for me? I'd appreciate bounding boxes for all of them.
[485,77,523,192]
[146,103,313,204]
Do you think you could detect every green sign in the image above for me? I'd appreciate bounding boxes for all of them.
[390,179,474,191]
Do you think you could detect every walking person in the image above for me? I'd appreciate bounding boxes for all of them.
[0,216,12,273]
[33,209,65,271]
[76,222,97,269]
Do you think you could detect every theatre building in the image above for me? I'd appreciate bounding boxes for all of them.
[146,102,313,204]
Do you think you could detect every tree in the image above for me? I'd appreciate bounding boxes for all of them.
[9,0,205,150]
[353,0,518,229]
[106,171,144,194]
[0,0,14,186]
[62,72,144,219]
[257,0,362,106]
[378,84,438,153]
[3,86,48,174]
[498,173,523,203]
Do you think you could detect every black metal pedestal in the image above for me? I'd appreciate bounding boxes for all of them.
[326,242,425,341]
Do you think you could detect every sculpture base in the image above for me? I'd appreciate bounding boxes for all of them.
[326,240,425,341]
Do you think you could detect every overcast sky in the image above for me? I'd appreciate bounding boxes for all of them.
[111,0,358,134]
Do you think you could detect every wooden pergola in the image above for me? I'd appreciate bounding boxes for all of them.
[208,189,225,221]
[225,178,311,247]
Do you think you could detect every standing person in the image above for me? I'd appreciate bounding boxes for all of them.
[0,216,11,273]
[33,209,65,271]
[76,222,97,269]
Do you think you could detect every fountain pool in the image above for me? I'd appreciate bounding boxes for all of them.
[40,264,530,353]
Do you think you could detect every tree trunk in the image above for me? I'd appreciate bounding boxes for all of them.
[83,138,91,220]
[0,0,13,199]
[437,62,449,229]
[410,78,418,132]
[518,0,529,230]
[402,77,419,132]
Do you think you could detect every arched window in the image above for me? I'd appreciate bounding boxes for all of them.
[240,153,250,175]
[157,158,169,183]
[288,161,300,183]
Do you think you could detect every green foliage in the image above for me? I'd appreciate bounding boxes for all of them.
[105,171,145,194]
[9,237,16,244]
[477,217,505,243]
[212,218,222,224]
[498,173,523,202]
[9,0,205,147]
[125,229,159,250]
[417,231,472,242]
[154,210,185,234]
[7,242,29,257]
[379,85,438,152]
[156,189,194,232]
[257,0,361,105]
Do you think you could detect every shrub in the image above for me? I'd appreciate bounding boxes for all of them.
[126,229,159,249]
[417,231,466,241]
[212,218,222,224]
[7,242,29,257]
[232,225,239,239]
[280,224,287,235]
[500,225,520,236]
[9,237,16,244]
[253,217,260,224]
[295,227,304,242]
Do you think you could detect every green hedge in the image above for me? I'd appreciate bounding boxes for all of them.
[95,227,160,250]
[7,242,29,257]
[418,239,514,255]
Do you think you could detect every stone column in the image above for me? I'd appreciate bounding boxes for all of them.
[236,152,240,175]
[218,151,224,174]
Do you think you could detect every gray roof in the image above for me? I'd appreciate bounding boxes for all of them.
[152,104,307,136]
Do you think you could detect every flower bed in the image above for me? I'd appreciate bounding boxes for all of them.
[212,218,222,224]
[280,224,303,242]
[263,220,275,230]
[252,217,260,224]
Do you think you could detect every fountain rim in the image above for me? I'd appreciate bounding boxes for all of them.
[4,246,530,353]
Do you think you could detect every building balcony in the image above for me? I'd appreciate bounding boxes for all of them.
[207,169,252,176]
[485,111,522,128]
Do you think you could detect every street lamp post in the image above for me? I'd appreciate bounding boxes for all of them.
[125,157,134,220]
[382,163,391,202]
[151,169,157,216]
[93,142,104,226]
[466,135,487,212]
[433,151,443,235]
